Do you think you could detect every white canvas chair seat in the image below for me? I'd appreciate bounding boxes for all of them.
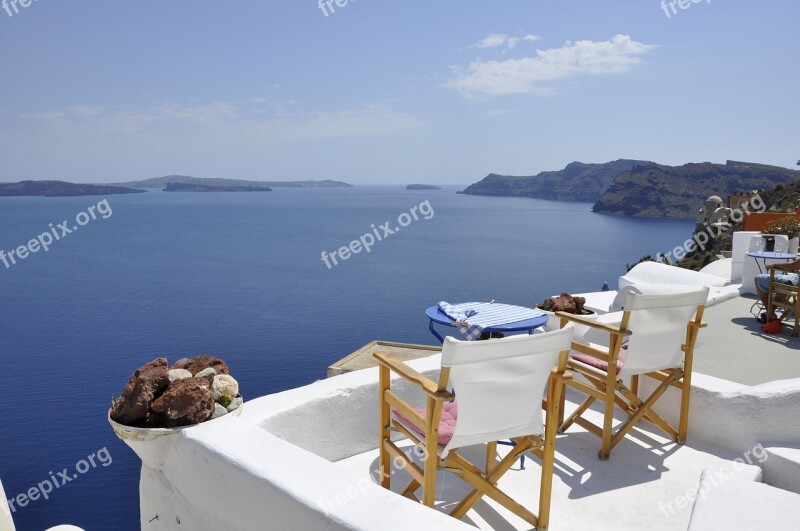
[557,289,708,460]
[374,327,574,530]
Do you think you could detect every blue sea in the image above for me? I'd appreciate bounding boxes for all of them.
[0,186,693,530]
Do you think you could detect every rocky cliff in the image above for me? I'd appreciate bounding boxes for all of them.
[593,161,800,218]
[458,159,648,203]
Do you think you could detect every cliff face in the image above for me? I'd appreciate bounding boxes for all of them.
[459,159,648,203]
[593,161,800,218]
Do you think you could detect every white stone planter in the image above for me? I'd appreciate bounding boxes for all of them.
[108,398,243,472]
[540,309,597,339]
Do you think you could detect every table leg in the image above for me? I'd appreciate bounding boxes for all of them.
[428,320,445,344]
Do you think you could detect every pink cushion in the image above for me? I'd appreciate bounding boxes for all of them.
[393,401,458,445]
[572,346,628,373]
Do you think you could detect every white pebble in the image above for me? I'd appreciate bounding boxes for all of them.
[211,403,228,419]
[167,369,192,382]
[212,374,239,401]
[195,368,217,379]
[226,396,243,412]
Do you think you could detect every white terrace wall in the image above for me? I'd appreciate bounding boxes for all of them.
[133,356,470,531]
[642,373,800,454]
[251,355,443,461]
[130,353,800,530]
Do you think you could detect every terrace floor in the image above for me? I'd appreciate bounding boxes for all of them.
[692,295,800,386]
[335,392,759,531]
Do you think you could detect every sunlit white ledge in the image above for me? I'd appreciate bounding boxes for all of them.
[116,348,800,530]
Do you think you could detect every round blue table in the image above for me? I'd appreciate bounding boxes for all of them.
[425,303,549,343]
[746,251,796,274]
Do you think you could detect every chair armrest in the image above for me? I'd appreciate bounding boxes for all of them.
[556,312,632,337]
[374,352,454,401]
[771,265,800,275]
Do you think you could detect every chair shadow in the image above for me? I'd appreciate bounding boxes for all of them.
[366,445,536,531]
[548,428,677,499]
[731,316,795,346]
[734,293,799,345]
[365,410,680,530]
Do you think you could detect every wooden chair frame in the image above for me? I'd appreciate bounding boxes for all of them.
[767,266,800,337]
[555,307,705,460]
[375,348,570,530]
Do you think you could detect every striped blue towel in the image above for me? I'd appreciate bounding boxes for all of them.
[437,301,547,341]
[437,301,483,340]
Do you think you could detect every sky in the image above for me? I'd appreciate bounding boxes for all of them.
[0,0,798,185]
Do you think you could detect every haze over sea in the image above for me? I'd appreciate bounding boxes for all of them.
[0,186,692,530]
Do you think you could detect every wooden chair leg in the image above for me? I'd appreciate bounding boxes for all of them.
[538,377,563,530]
[599,373,616,460]
[378,365,391,489]
[559,395,595,433]
[630,375,639,397]
[485,441,497,473]
[422,396,440,507]
[449,438,537,523]
[678,376,691,444]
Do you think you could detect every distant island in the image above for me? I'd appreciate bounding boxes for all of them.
[164,182,272,193]
[460,160,800,218]
[113,176,352,189]
[406,184,441,190]
[0,180,146,197]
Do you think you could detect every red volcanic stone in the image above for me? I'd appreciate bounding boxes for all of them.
[110,358,170,426]
[170,354,230,376]
[541,293,588,314]
[149,378,216,428]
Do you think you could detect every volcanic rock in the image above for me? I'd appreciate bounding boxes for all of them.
[540,293,588,315]
[171,355,230,376]
[110,358,170,426]
[150,378,216,428]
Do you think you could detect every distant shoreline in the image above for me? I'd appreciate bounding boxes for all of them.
[164,182,272,193]
[0,181,145,197]
[111,176,353,189]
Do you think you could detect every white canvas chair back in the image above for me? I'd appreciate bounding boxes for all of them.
[616,289,708,375]
[440,326,572,456]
